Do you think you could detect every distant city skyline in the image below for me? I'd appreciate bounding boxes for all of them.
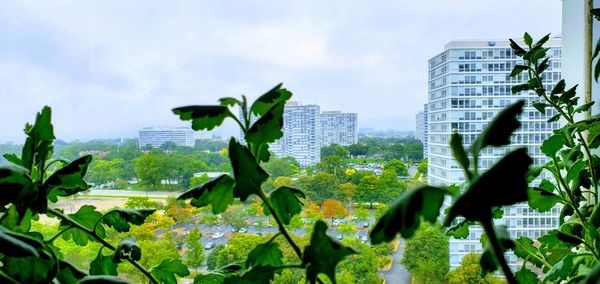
[0,1,561,143]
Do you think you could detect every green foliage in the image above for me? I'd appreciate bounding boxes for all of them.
[266,186,306,225]
[261,156,299,178]
[179,174,235,214]
[0,106,176,284]
[296,172,340,204]
[302,221,356,284]
[370,185,445,243]
[447,253,506,284]
[500,32,600,283]
[150,259,190,284]
[401,224,449,284]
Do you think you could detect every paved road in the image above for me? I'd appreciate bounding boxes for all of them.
[380,239,412,284]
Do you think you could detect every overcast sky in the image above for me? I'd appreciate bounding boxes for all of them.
[0,1,562,143]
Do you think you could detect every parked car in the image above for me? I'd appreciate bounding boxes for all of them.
[362,222,370,228]
[212,232,224,239]
[336,234,343,240]
[204,242,216,250]
[332,220,340,226]
[239,228,248,233]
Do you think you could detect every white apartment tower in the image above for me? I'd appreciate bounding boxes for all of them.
[320,111,358,146]
[271,102,321,167]
[427,38,562,270]
[415,110,425,143]
[240,102,321,167]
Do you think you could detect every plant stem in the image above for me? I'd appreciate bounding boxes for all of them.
[46,226,73,243]
[47,208,159,284]
[532,62,598,202]
[552,159,587,223]
[481,221,517,284]
[257,191,303,258]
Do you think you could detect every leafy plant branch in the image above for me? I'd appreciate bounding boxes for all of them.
[47,208,160,284]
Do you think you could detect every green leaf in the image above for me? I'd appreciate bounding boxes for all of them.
[150,259,190,284]
[3,256,55,283]
[537,57,550,73]
[528,187,561,212]
[303,221,357,284]
[596,59,600,82]
[540,229,582,249]
[46,155,93,202]
[21,106,55,170]
[113,238,141,263]
[250,84,292,116]
[509,39,527,56]
[55,260,87,283]
[89,247,118,276]
[540,134,564,157]
[256,143,271,163]
[445,148,532,224]
[2,153,22,166]
[194,274,225,284]
[246,101,285,146]
[576,101,596,113]
[101,209,156,233]
[547,114,561,123]
[544,254,574,282]
[560,85,578,103]
[78,275,132,284]
[524,32,533,46]
[480,225,514,275]
[218,97,241,107]
[588,124,600,148]
[446,220,471,239]
[585,262,600,283]
[511,83,532,94]
[370,185,446,243]
[178,175,235,214]
[551,79,565,95]
[265,186,305,225]
[229,138,268,202]
[470,100,524,154]
[532,34,550,49]
[0,166,31,209]
[450,133,470,175]
[531,47,549,62]
[515,267,540,284]
[532,102,547,114]
[0,227,40,257]
[172,106,232,131]
[567,160,586,182]
[492,208,504,219]
[510,65,529,77]
[513,237,544,268]
[60,205,106,246]
[246,242,283,267]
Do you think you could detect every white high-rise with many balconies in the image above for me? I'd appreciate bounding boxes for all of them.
[426,38,562,270]
[320,111,358,147]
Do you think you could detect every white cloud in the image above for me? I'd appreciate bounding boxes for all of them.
[0,1,562,142]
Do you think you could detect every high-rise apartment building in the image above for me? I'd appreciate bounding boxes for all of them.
[240,102,321,167]
[426,38,562,270]
[139,127,199,148]
[415,111,424,143]
[320,111,358,146]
